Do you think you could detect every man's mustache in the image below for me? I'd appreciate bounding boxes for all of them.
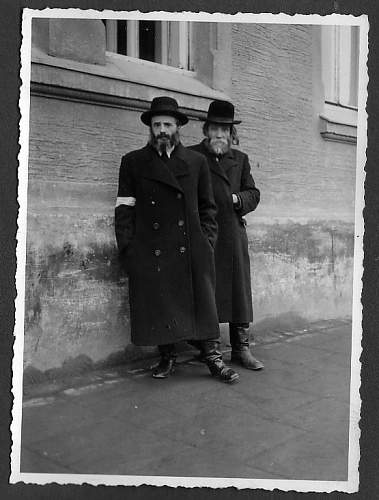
[157,133,170,140]
[210,138,228,144]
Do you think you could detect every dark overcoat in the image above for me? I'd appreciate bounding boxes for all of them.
[115,143,219,346]
[190,140,260,323]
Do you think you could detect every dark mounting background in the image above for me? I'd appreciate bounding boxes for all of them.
[0,1,378,499]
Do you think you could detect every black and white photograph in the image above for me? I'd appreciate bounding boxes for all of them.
[11,9,367,492]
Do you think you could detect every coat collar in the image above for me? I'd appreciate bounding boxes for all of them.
[139,144,189,192]
[197,140,237,184]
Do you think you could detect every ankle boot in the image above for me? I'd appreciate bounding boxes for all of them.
[201,339,239,383]
[230,325,264,370]
[152,346,177,378]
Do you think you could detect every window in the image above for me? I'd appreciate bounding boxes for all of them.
[103,20,193,71]
[321,25,359,108]
[319,25,359,143]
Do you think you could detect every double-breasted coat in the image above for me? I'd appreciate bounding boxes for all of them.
[190,140,260,324]
[115,143,220,346]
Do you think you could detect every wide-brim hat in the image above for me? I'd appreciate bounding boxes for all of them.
[141,96,189,126]
[204,100,241,125]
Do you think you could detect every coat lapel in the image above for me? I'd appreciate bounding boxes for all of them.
[219,150,238,178]
[170,144,191,179]
[139,145,185,192]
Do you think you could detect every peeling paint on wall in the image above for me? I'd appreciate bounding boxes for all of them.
[23,212,354,372]
[248,221,354,323]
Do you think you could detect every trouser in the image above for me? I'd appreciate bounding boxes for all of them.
[158,339,222,362]
[157,338,239,382]
[231,322,249,329]
[187,323,251,352]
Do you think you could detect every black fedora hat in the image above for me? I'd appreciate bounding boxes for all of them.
[204,100,241,125]
[141,96,189,126]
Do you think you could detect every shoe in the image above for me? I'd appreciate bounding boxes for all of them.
[207,358,240,383]
[152,356,176,378]
[231,350,264,370]
[230,325,264,370]
[201,339,239,383]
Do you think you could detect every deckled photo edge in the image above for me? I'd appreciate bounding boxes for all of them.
[10,7,33,485]
[11,8,367,492]
[347,13,369,493]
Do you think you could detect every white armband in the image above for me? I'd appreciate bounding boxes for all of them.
[116,196,136,207]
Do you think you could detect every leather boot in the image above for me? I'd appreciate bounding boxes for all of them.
[152,344,177,378]
[201,339,239,383]
[230,325,264,370]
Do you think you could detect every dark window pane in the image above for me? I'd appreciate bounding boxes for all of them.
[117,20,127,55]
[139,21,155,61]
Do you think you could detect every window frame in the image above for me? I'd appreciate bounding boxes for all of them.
[321,24,359,108]
[104,19,193,71]
[319,24,359,144]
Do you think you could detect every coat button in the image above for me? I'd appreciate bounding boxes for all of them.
[178,220,184,227]
[154,249,161,256]
[177,193,182,199]
[179,246,186,254]
[153,222,160,230]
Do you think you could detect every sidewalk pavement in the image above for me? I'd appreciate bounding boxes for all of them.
[20,319,353,481]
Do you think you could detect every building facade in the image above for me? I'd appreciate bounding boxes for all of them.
[24,17,358,373]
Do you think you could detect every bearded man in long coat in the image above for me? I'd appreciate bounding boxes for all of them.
[115,96,239,383]
[190,100,264,370]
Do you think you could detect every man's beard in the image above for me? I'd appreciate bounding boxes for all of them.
[149,130,180,153]
[204,137,231,156]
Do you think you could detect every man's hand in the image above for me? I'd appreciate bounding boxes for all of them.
[232,193,242,210]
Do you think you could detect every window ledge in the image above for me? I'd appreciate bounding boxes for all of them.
[30,47,229,115]
[319,102,357,144]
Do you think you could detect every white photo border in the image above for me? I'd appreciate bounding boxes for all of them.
[11,8,368,492]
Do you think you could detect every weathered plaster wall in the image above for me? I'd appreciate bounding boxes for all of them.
[229,23,356,332]
[25,97,208,371]
[23,23,357,373]
[249,222,354,327]
[231,23,357,221]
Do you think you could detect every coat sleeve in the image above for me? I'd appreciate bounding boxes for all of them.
[114,155,136,256]
[234,153,260,217]
[198,156,218,248]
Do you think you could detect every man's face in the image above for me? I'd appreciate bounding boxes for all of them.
[150,115,180,152]
[206,123,231,155]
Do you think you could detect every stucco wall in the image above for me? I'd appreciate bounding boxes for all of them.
[24,97,211,371]
[229,23,356,328]
[231,23,356,221]
[23,23,357,373]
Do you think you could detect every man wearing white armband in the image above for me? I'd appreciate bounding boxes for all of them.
[115,96,239,383]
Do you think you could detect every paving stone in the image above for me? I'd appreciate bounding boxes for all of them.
[286,366,351,403]
[153,406,307,465]
[20,321,354,480]
[140,445,289,479]
[276,396,351,438]
[233,356,319,392]
[24,414,176,473]
[247,430,349,481]
[260,342,342,374]
[287,330,352,357]
[21,446,77,474]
